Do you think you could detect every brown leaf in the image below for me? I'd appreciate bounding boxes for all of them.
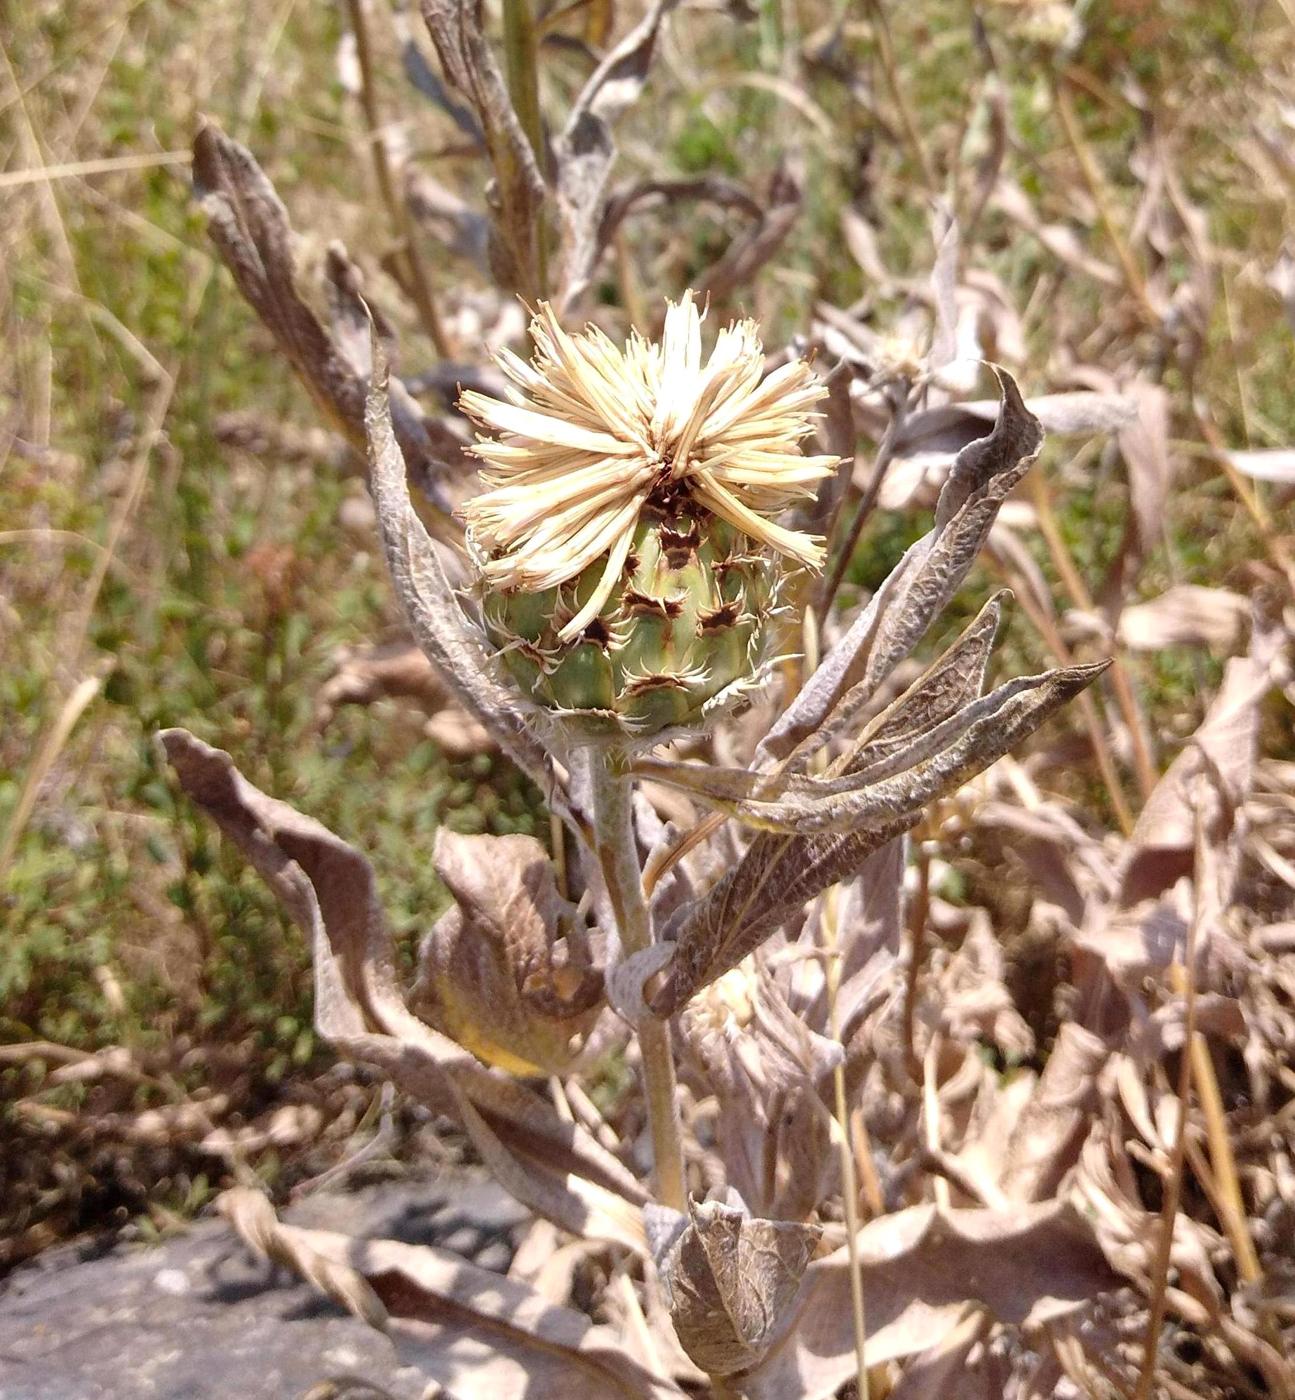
[553,0,677,308]
[680,970,839,1220]
[317,640,450,722]
[191,120,462,511]
[996,1023,1106,1203]
[697,160,802,306]
[1104,380,1174,600]
[653,1197,821,1377]
[413,829,602,1075]
[285,1225,683,1398]
[739,1202,1121,1400]
[1119,618,1275,905]
[1116,585,1250,652]
[420,0,547,296]
[159,729,647,1253]
[759,369,1043,764]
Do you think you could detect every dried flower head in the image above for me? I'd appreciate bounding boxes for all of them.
[460,293,837,641]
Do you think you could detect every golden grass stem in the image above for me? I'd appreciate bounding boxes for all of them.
[345,0,451,357]
[864,0,936,193]
[0,673,104,885]
[591,752,687,1212]
[1194,409,1295,596]
[823,885,870,1400]
[1052,77,1160,329]
[1025,469,1158,802]
[988,553,1137,835]
[1172,962,1264,1288]
[502,0,549,299]
[1133,804,1203,1400]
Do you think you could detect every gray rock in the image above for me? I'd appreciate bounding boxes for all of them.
[0,1171,525,1400]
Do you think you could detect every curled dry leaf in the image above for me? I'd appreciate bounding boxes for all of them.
[648,639,1106,1011]
[366,357,585,834]
[697,161,803,307]
[739,1201,1122,1400]
[159,729,648,1255]
[259,1222,684,1399]
[553,0,678,309]
[413,828,602,1075]
[651,1196,821,1377]
[680,967,839,1220]
[217,1187,388,1331]
[1118,616,1278,906]
[420,0,547,296]
[760,369,1044,764]
[191,119,463,512]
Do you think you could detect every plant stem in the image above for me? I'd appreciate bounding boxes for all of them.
[501,0,549,299]
[823,885,870,1400]
[591,751,687,1211]
[1134,803,1201,1400]
[345,0,451,357]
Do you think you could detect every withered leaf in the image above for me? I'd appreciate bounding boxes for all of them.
[420,0,547,296]
[782,591,1006,776]
[698,160,802,305]
[654,1197,821,1377]
[1117,584,1249,651]
[759,369,1043,765]
[159,729,647,1254]
[740,1202,1121,1400]
[641,662,1109,836]
[652,817,915,1017]
[300,1227,683,1398]
[553,0,677,308]
[191,119,462,512]
[367,359,584,834]
[1119,618,1276,905]
[414,828,602,1075]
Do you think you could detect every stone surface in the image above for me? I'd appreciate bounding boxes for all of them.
[0,1171,526,1400]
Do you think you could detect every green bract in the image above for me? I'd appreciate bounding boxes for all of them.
[482,507,780,740]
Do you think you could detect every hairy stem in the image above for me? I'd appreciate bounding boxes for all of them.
[591,751,687,1211]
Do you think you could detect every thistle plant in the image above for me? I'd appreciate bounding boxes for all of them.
[461,294,835,741]
[165,6,1128,1393]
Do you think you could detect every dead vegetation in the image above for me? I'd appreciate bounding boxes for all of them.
[4,0,1295,1395]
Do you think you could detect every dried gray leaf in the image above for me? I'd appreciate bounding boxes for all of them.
[554,0,677,308]
[784,591,1006,776]
[366,356,582,832]
[420,0,547,295]
[759,369,1042,764]
[642,663,1109,836]
[191,119,462,512]
[740,1202,1121,1400]
[300,1227,684,1398]
[159,729,647,1253]
[652,817,915,1016]
[655,1197,821,1377]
